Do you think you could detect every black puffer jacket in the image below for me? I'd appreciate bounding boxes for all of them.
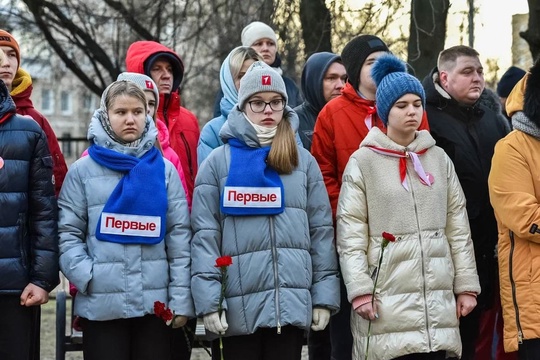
[0,81,59,295]
[422,68,508,308]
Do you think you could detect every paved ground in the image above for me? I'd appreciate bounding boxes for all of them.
[41,290,309,360]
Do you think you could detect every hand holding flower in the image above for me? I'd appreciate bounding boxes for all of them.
[364,232,396,360]
[356,299,378,321]
[203,311,228,334]
[213,255,233,360]
[172,315,188,328]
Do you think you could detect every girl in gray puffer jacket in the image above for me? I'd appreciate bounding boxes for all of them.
[58,80,193,360]
[191,61,340,360]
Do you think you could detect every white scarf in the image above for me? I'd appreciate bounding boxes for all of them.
[244,113,277,146]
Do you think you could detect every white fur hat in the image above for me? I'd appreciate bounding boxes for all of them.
[241,21,277,47]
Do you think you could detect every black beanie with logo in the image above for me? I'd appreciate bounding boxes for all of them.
[341,35,389,90]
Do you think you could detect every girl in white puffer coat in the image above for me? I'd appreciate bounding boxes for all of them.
[336,54,480,360]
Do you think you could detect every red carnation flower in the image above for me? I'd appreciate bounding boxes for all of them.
[215,256,233,268]
[153,301,174,324]
[382,232,396,242]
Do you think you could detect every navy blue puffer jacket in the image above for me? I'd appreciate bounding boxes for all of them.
[0,81,59,295]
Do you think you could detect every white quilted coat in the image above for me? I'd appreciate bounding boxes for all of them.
[336,128,480,360]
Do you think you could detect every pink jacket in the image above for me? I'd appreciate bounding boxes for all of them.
[156,119,192,209]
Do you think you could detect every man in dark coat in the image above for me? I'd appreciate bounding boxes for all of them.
[422,45,509,360]
[294,52,346,152]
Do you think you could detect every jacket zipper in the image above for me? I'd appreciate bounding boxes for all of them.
[269,217,281,334]
[406,153,433,350]
[180,133,194,181]
[163,94,171,126]
[509,230,523,344]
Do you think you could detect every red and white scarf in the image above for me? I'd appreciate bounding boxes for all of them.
[366,145,432,191]
[365,106,377,129]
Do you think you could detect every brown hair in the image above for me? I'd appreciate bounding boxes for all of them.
[437,45,480,72]
[267,115,298,174]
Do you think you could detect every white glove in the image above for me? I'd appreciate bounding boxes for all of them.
[311,307,331,331]
[203,311,228,334]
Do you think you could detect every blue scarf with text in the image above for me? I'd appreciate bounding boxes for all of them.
[221,138,284,216]
[88,145,167,244]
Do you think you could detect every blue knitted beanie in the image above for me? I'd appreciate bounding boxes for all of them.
[372,54,425,125]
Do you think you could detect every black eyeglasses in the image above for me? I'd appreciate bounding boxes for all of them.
[247,99,285,113]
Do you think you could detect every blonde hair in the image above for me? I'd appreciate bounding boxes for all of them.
[267,115,298,174]
[229,47,262,80]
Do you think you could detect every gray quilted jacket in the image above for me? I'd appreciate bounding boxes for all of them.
[191,106,340,336]
[58,113,194,321]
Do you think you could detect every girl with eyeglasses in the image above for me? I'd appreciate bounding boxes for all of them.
[191,61,340,360]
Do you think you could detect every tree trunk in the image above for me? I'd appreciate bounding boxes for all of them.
[521,0,540,61]
[299,0,332,58]
[407,0,449,81]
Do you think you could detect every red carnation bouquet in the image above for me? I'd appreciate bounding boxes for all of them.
[153,300,174,326]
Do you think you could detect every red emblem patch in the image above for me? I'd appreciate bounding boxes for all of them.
[145,80,154,89]
[262,75,271,86]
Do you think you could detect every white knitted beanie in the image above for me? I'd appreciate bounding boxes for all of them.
[241,21,278,46]
[237,61,288,110]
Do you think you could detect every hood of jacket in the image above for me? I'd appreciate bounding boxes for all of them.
[88,82,158,156]
[10,67,34,109]
[125,41,184,92]
[219,47,241,118]
[87,110,158,157]
[301,52,341,113]
[361,126,436,154]
[0,79,16,124]
[506,72,528,117]
[219,105,299,148]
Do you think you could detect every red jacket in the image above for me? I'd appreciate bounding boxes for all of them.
[311,82,430,219]
[11,68,67,197]
[125,41,200,197]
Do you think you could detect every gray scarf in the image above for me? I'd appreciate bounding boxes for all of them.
[512,111,540,140]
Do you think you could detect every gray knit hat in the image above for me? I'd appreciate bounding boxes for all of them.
[341,35,389,90]
[237,61,288,110]
[372,53,425,126]
[117,72,160,110]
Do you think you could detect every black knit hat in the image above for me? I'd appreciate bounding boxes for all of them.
[497,66,526,98]
[341,35,389,90]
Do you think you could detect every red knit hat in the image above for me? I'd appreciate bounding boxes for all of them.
[0,30,20,68]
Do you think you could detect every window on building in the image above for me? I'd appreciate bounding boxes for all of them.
[61,91,72,114]
[61,132,72,157]
[41,89,53,114]
[83,93,95,111]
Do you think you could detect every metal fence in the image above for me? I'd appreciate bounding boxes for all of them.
[57,136,89,165]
